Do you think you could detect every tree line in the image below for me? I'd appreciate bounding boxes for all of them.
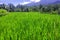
[0,3,60,14]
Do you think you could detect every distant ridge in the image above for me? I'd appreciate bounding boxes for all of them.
[25,1,60,6]
[0,0,60,6]
[52,1,60,4]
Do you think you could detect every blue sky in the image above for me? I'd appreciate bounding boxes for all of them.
[0,0,58,5]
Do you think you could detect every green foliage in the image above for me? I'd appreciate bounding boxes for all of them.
[1,3,60,13]
[51,11,58,14]
[0,12,60,40]
[0,9,8,16]
[58,8,60,14]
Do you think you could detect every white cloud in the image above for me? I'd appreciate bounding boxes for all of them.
[20,2,31,5]
[20,0,41,5]
[30,0,40,2]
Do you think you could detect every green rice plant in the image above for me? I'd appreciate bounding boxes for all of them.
[0,12,60,40]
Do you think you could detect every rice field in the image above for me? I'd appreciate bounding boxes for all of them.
[0,12,60,40]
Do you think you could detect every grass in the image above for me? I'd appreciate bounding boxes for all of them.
[0,12,60,40]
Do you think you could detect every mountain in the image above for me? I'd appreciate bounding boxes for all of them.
[0,0,60,6]
[25,1,41,6]
[25,0,60,6]
[52,1,60,4]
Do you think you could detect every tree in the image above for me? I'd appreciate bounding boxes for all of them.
[51,4,59,11]
[23,8,29,12]
[31,6,39,12]
[16,4,25,12]
[41,6,51,12]
[7,4,15,12]
[58,8,60,14]
[0,4,6,9]
[39,4,43,9]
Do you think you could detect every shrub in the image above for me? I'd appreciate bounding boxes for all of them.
[51,11,58,14]
[0,9,8,16]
